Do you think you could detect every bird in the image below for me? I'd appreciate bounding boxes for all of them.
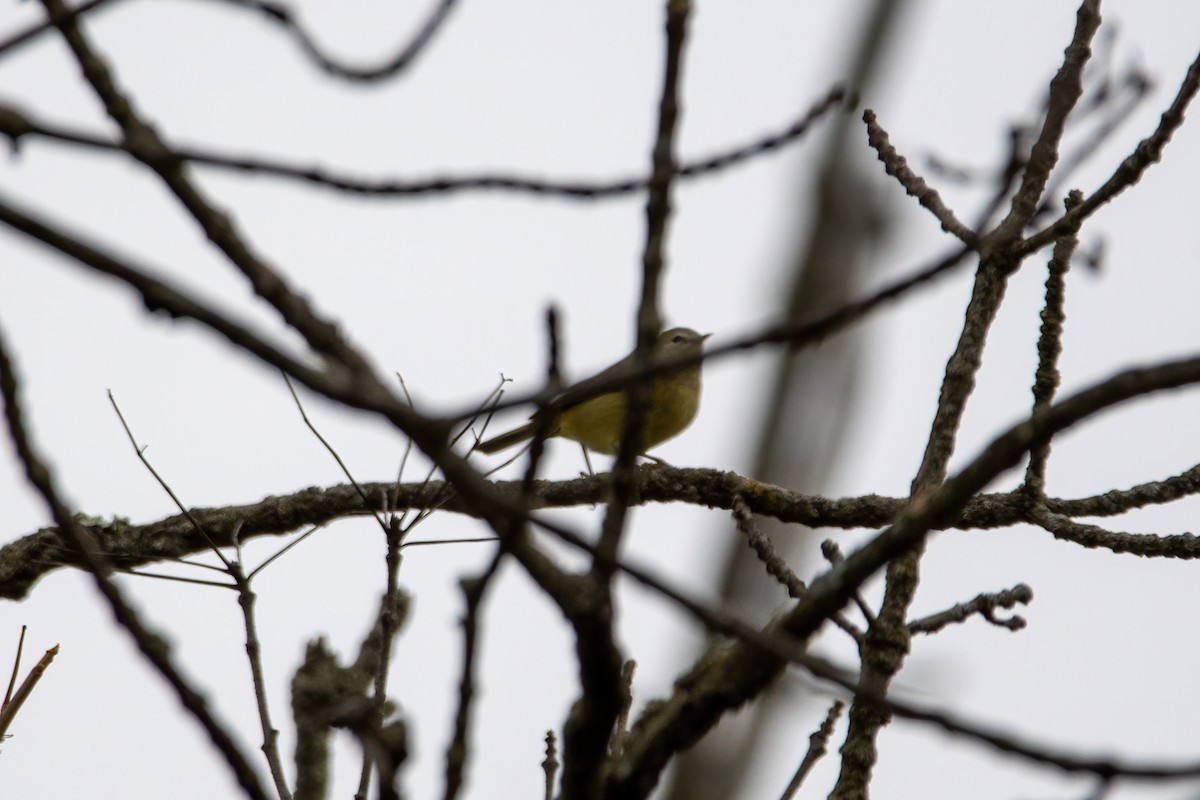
[476,327,710,464]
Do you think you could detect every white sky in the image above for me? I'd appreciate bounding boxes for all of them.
[1,2,1199,799]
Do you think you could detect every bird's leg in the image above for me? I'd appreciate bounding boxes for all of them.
[579,444,595,477]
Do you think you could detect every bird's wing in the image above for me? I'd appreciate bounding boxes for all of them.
[550,352,637,411]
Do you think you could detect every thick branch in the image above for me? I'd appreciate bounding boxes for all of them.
[7,461,1200,602]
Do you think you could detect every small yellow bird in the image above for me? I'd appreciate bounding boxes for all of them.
[477,327,710,460]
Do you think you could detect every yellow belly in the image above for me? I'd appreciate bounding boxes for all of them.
[557,372,701,455]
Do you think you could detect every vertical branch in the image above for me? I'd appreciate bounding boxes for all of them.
[354,517,407,800]
[2,626,26,711]
[635,0,689,344]
[522,308,564,497]
[995,0,1102,239]
[671,5,902,797]
[543,731,561,800]
[778,701,844,800]
[598,0,691,565]
[563,4,691,798]
[232,554,294,800]
[832,5,1104,798]
[442,552,503,800]
[1024,190,1084,497]
[830,215,1013,800]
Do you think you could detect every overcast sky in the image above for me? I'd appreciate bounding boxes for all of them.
[2,2,1199,799]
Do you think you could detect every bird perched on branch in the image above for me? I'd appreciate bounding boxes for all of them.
[477,327,710,463]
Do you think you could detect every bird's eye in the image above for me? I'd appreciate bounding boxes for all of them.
[672,334,685,344]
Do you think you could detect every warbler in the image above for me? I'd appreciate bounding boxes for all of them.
[477,327,710,459]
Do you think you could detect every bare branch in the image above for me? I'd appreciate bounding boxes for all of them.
[599,0,693,565]
[0,88,844,200]
[733,496,864,640]
[283,375,390,535]
[733,495,807,599]
[777,701,844,800]
[1023,47,1200,254]
[1023,190,1083,496]
[995,0,1101,239]
[229,548,294,800]
[566,3,694,796]
[1031,507,1200,556]
[0,634,59,742]
[11,458,1200,603]
[820,540,874,629]
[443,552,503,800]
[108,391,235,569]
[909,584,1034,635]
[542,731,560,800]
[610,351,1200,797]
[863,109,979,246]
[209,0,459,83]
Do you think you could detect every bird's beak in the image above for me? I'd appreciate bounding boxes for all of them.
[701,333,713,342]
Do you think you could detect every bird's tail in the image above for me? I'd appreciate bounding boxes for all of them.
[476,422,538,454]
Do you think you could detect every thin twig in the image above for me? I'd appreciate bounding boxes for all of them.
[542,731,560,800]
[1036,64,1154,223]
[863,109,979,246]
[108,391,233,568]
[105,394,304,793]
[995,0,1102,240]
[2,626,26,711]
[400,536,498,549]
[734,496,863,640]
[1022,47,1200,255]
[909,584,1034,634]
[102,392,294,797]
[229,528,294,800]
[732,495,807,599]
[777,701,844,800]
[442,550,503,800]
[0,641,59,743]
[206,0,459,83]
[356,515,408,799]
[400,375,510,533]
[0,87,845,200]
[519,308,563,498]
[119,569,235,589]
[247,525,324,581]
[284,374,389,534]
[819,540,874,628]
